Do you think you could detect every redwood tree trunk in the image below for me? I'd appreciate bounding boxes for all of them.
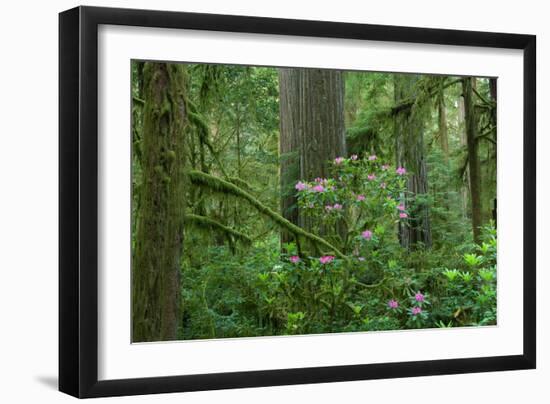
[132,62,188,342]
[394,74,432,249]
[279,68,346,242]
[462,77,482,243]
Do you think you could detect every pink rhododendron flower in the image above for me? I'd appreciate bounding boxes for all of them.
[312,184,325,192]
[350,154,358,161]
[334,157,345,165]
[381,164,389,171]
[314,177,328,185]
[397,203,406,211]
[361,230,373,240]
[290,256,300,263]
[295,181,307,191]
[367,174,376,181]
[415,292,425,302]
[368,155,377,161]
[325,205,333,211]
[319,255,335,264]
[399,212,408,219]
[396,166,407,175]
[411,306,422,315]
[333,203,343,210]
[388,299,399,309]
[380,182,387,189]
[356,194,366,202]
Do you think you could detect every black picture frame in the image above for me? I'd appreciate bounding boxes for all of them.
[59,5,536,398]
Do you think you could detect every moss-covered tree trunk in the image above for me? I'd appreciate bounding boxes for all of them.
[437,85,449,161]
[394,75,432,249]
[489,77,498,226]
[458,95,469,218]
[279,69,301,244]
[132,62,188,342]
[462,77,482,243]
[489,78,497,126]
[278,68,346,244]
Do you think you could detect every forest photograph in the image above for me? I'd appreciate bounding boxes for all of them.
[130,60,497,343]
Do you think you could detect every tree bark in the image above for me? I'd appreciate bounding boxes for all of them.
[489,78,497,104]
[462,77,482,243]
[437,85,449,161]
[489,78,498,226]
[458,95,469,218]
[132,62,188,342]
[279,69,301,244]
[278,68,346,243]
[394,75,432,249]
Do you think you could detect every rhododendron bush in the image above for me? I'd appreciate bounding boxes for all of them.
[180,153,497,338]
[295,155,409,256]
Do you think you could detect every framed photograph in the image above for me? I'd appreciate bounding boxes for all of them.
[59,6,536,398]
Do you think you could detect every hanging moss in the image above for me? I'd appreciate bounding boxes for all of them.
[187,110,210,137]
[186,104,231,179]
[391,77,461,115]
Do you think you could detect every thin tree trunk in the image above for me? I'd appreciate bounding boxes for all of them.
[279,69,301,244]
[394,75,432,249]
[489,78,498,226]
[437,85,449,161]
[236,107,242,177]
[489,78,497,105]
[458,95,469,218]
[132,62,188,342]
[462,77,482,243]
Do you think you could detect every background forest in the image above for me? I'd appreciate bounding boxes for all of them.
[131,61,497,343]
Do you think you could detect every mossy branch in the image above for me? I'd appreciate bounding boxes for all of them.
[476,125,497,145]
[391,78,461,115]
[188,170,347,259]
[186,107,209,133]
[184,214,252,245]
[472,86,495,108]
[133,96,145,105]
[352,277,389,289]
[187,109,231,179]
